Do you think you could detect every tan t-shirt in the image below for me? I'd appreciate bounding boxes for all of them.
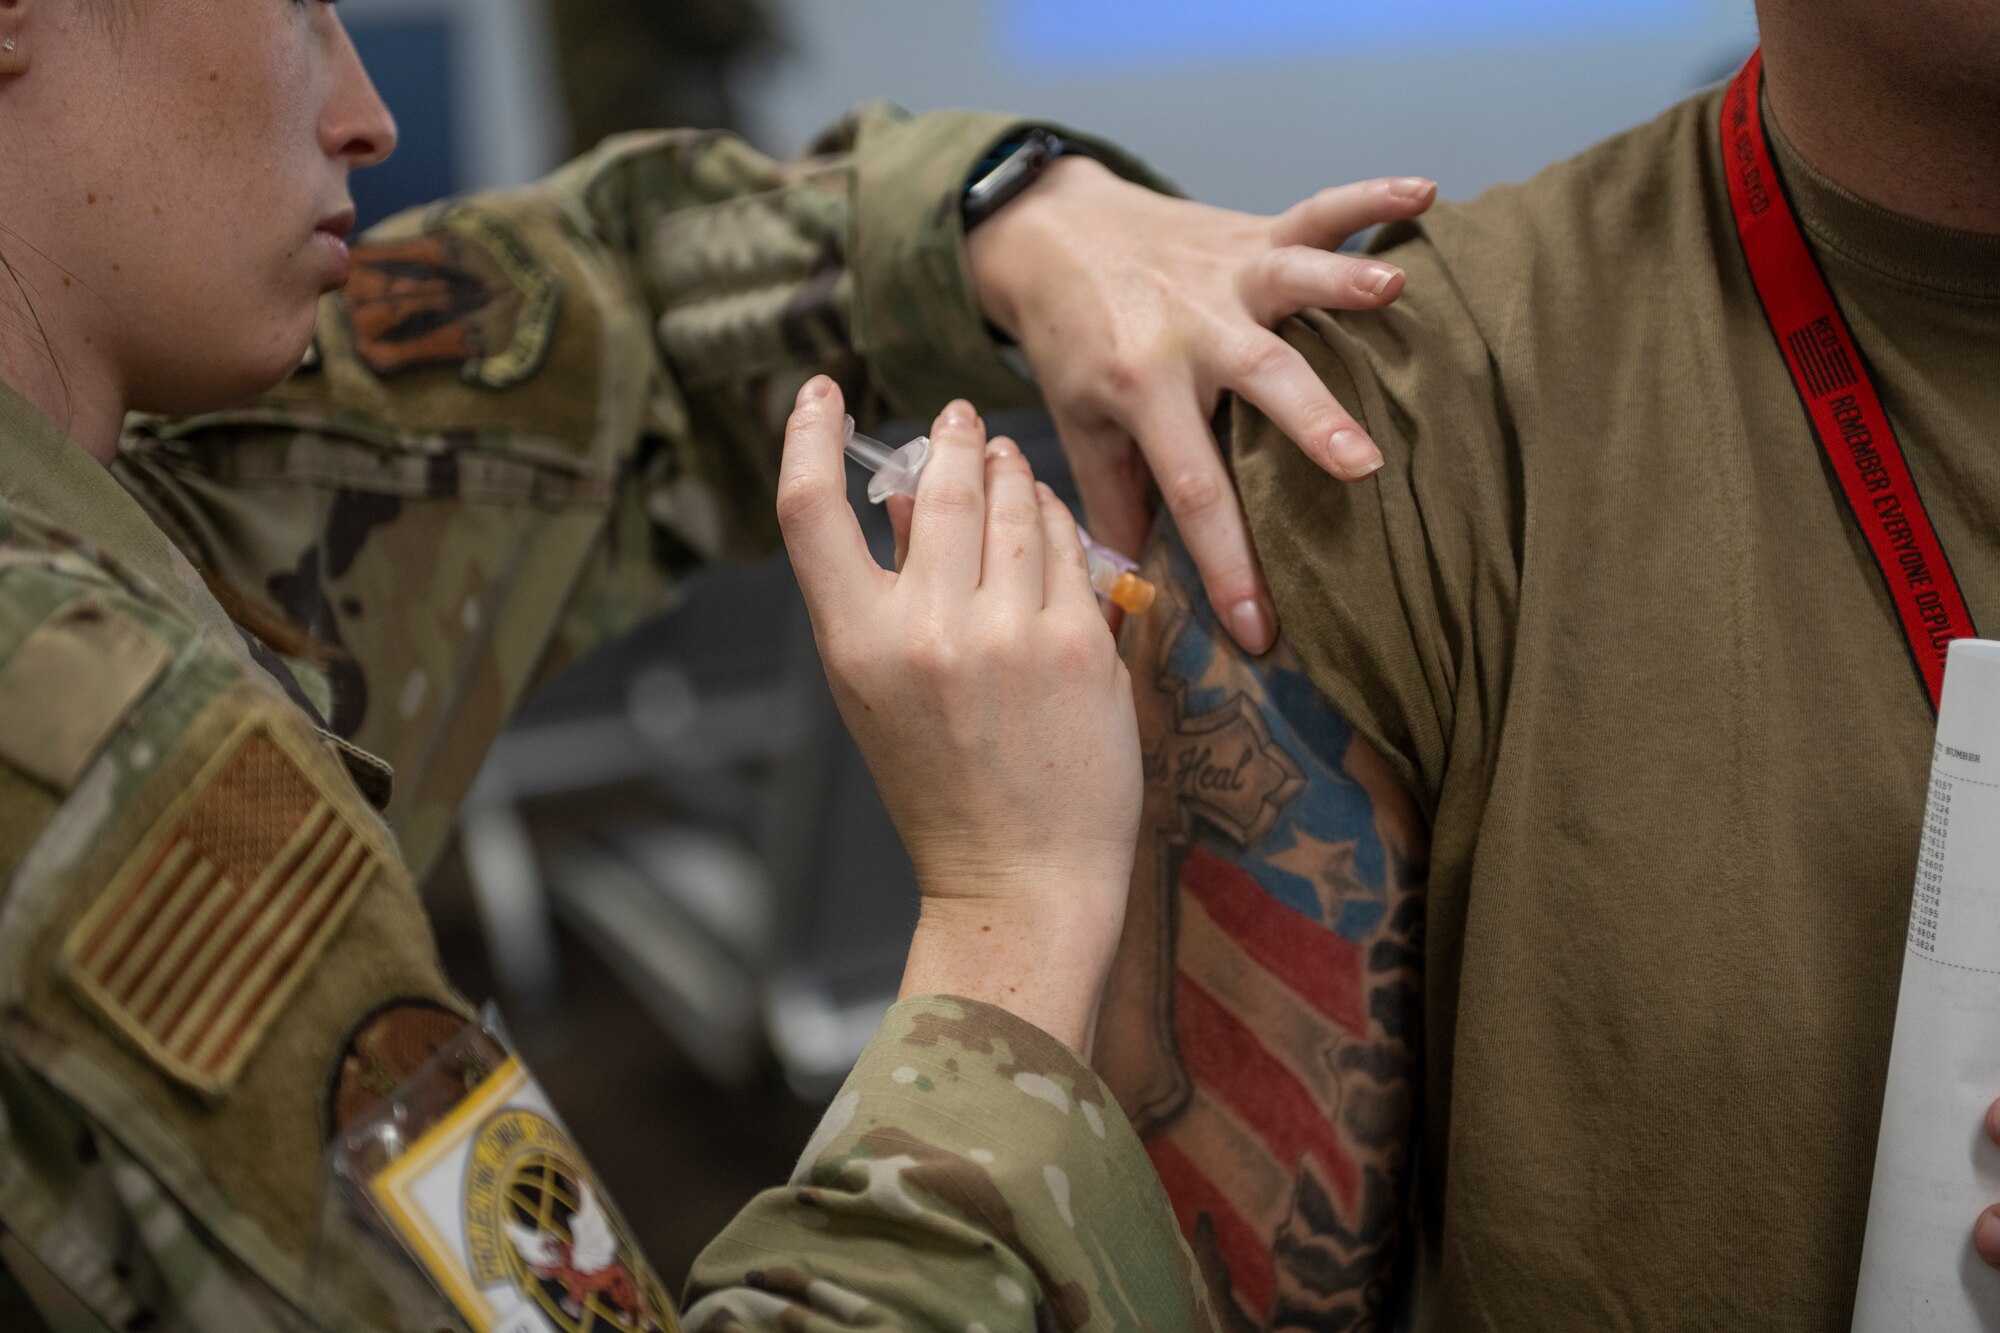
[1232,84,2000,1328]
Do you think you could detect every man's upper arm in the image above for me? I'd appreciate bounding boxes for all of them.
[1099,223,1518,1327]
[1096,525,1428,1329]
[1233,230,1523,814]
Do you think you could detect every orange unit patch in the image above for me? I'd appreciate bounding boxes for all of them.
[65,714,384,1095]
[343,210,560,389]
[347,234,488,373]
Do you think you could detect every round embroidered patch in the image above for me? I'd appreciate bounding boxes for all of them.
[464,1108,676,1333]
[329,998,490,1139]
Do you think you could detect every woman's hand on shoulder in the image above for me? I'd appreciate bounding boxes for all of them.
[967,159,1437,654]
[777,378,1139,1056]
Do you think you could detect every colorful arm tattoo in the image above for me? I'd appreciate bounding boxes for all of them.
[1096,523,1428,1332]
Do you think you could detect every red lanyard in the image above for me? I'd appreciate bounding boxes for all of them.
[1723,49,1975,710]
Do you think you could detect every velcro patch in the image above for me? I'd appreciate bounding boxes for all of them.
[64,711,384,1095]
[0,596,171,792]
[345,210,561,390]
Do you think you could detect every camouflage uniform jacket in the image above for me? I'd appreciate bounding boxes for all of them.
[0,111,1213,1332]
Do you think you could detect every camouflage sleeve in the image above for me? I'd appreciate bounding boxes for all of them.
[685,997,1220,1332]
[113,112,1168,879]
[0,500,472,1333]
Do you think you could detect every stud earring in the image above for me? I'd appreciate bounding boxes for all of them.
[2,39,15,52]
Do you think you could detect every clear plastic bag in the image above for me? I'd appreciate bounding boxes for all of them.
[316,1007,677,1333]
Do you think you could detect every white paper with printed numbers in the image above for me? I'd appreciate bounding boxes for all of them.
[1854,639,2000,1329]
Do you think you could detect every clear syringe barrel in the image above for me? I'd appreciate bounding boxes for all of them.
[842,417,1155,615]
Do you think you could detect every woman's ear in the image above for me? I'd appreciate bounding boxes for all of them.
[0,0,31,77]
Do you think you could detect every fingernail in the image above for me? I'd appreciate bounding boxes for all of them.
[942,399,976,428]
[1227,600,1273,653]
[986,437,1018,460]
[1977,1210,2000,1265]
[797,375,831,406]
[1034,481,1056,502]
[1391,176,1437,202]
[1330,428,1384,479]
[1363,264,1401,296]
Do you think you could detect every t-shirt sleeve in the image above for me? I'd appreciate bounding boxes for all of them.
[1231,227,1522,812]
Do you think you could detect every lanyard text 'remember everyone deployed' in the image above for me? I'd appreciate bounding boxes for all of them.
[1723,48,1977,710]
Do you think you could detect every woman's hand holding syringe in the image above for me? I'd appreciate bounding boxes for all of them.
[780,381,1142,1057]
[845,418,1156,617]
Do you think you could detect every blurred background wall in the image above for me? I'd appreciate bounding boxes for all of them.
[742,0,1757,210]
[331,0,1759,1293]
[343,0,1760,221]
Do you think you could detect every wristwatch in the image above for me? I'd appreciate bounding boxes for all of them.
[961,129,1100,231]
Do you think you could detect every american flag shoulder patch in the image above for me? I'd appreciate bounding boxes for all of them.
[64,709,385,1096]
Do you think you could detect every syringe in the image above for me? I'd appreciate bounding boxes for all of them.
[844,417,1156,616]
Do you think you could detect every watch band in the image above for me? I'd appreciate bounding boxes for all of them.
[961,129,1098,231]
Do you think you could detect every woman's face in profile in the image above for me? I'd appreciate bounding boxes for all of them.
[0,0,397,413]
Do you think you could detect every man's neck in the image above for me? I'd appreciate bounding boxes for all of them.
[1760,26,2000,235]
[1768,23,2000,233]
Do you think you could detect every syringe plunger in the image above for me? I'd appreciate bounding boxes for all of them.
[843,418,929,504]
